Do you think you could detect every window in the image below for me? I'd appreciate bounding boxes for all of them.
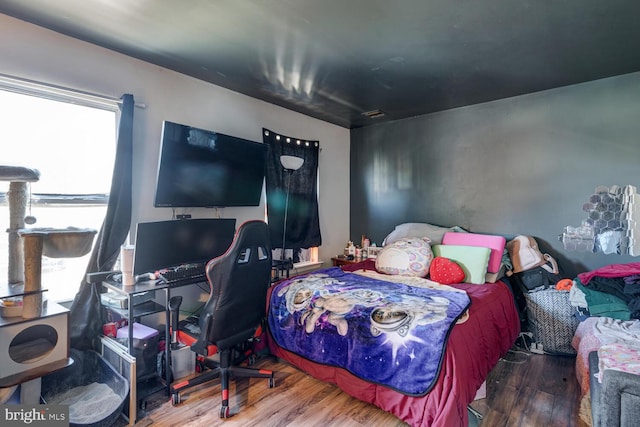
[0,85,117,302]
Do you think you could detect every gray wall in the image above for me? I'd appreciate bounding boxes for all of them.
[350,72,640,276]
[0,15,351,316]
[0,14,351,271]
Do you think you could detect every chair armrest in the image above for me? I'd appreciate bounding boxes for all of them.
[191,312,213,355]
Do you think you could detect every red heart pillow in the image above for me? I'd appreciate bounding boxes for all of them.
[429,256,465,284]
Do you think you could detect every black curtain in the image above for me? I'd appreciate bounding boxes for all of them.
[263,128,321,259]
[69,94,134,351]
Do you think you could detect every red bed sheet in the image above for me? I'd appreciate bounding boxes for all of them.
[266,262,520,427]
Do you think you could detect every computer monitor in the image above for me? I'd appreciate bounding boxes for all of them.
[133,218,236,275]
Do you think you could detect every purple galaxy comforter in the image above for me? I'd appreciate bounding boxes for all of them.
[268,267,471,395]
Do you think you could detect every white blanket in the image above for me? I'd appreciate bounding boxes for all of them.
[591,316,640,348]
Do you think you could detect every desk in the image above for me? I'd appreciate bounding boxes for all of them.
[100,277,202,424]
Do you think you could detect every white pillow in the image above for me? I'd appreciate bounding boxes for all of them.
[375,237,434,277]
[382,222,465,246]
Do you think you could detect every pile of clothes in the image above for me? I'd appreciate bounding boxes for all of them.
[570,262,640,320]
[570,263,640,401]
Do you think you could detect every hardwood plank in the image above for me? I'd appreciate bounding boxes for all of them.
[476,410,509,427]
[124,350,587,427]
[478,351,584,427]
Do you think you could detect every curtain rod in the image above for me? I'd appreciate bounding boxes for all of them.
[0,73,146,109]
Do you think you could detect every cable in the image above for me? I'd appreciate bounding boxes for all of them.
[498,332,534,364]
[181,302,207,323]
[500,349,530,364]
[195,282,210,293]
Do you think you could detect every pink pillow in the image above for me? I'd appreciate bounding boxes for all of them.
[429,256,465,284]
[441,232,506,273]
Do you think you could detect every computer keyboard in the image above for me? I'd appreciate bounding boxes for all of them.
[157,263,206,285]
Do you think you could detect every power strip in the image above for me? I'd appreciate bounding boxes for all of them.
[515,332,534,351]
[530,343,545,354]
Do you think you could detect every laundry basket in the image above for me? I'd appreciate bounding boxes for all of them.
[524,288,579,355]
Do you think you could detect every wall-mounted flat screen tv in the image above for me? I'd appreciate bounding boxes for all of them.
[154,121,268,208]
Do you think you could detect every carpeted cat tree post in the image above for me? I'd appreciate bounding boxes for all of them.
[4,166,40,290]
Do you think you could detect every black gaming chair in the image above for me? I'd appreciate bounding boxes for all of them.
[169,220,275,418]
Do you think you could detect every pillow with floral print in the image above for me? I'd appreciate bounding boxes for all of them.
[375,237,433,277]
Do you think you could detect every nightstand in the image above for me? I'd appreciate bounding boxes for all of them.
[330,256,362,267]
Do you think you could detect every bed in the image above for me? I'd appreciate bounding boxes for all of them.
[266,254,520,427]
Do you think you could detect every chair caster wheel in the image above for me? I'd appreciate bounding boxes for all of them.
[171,393,181,406]
[219,405,230,418]
[268,377,275,388]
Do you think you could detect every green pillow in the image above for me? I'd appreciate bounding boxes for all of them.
[432,245,491,284]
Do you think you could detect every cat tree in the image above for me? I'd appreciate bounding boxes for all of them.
[0,165,96,403]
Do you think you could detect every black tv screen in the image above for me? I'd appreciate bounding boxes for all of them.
[154,121,268,208]
[133,218,236,275]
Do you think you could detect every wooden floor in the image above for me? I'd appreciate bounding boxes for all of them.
[469,350,589,427]
[124,349,590,427]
